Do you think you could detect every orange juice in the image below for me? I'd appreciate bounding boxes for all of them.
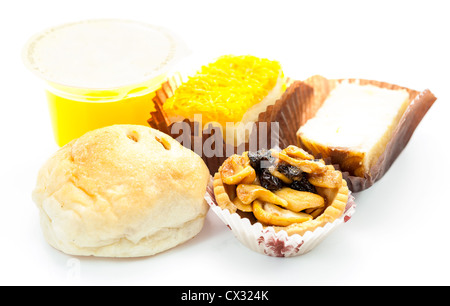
[23,19,188,146]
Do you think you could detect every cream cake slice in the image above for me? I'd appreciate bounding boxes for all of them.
[297,81,410,178]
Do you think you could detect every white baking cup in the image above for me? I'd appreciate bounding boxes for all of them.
[204,179,356,257]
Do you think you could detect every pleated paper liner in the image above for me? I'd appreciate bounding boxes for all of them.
[266,75,436,192]
[147,72,298,175]
[204,177,356,257]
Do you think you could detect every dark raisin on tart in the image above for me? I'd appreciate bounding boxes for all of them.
[289,173,316,193]
[248,149,317,194]
[259,168,284,191]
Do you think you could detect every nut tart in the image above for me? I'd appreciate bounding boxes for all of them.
[213,145,350,237]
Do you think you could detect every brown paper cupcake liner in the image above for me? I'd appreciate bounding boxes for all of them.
[278,75,437,192]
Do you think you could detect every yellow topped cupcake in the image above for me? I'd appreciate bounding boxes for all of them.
[162,55,286,144]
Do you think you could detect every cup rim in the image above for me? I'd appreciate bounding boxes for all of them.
[22,18,190,91]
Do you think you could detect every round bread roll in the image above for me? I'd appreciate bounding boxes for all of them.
[32,124,210,257]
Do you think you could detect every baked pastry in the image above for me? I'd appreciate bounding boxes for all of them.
[213,145,349,236]
[259,75,436,192]
[297,80,411,178]
[32,124,210,257]
[160,54,286,145]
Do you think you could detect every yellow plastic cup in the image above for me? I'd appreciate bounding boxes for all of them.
[44,77,165,146]
[23,19,188,146]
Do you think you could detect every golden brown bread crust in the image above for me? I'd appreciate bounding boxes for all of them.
[32,124,210,257]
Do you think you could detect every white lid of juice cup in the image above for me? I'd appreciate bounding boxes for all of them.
[22,19,189,90]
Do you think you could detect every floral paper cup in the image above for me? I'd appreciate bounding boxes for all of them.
[204,146,357,257]
[205,179,356,257]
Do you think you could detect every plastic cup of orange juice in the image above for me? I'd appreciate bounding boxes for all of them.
[23,19,188,146]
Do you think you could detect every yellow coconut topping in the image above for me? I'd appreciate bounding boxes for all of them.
[162,55,284,127]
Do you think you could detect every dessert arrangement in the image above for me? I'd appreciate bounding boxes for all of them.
[26,19,437,258]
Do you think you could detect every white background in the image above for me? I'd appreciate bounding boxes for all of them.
[1,0,449,286]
